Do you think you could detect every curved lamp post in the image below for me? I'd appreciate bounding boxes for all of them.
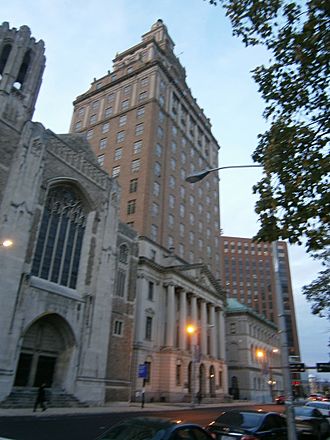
[186,164,297,440]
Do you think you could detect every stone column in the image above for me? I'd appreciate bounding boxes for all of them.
[217,308,226,360]
[179,289,187,350]
[200,301,207,355]
[209,304,217,357]
[166,283,175,347]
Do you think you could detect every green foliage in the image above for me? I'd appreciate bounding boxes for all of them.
[205,0,329,315]
[302,250,330,319]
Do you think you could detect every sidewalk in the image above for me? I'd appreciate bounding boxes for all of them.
[0,400,257,417]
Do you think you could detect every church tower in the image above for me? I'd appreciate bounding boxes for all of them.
[0,22,45,133]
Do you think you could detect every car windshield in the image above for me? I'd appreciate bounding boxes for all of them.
[215,412,264,429]
[100,418,173,440]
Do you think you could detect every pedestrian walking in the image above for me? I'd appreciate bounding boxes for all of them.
[33,383,47,412]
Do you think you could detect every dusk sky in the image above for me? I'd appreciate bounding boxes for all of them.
[2,0,329,378]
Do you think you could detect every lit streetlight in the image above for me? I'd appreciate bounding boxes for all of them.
[186,164,297,440]
[186,324,198,407]
[1,239,13,248]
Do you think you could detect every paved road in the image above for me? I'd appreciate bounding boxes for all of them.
[0,403,269,440]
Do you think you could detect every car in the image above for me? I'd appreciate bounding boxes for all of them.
[275,395,286,405]
[95,416,215,440]
[206,409,288,439]
[305,401,330,419]
[291,406,330,439]
[308,394,325,401]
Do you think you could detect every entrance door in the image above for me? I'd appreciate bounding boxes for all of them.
[34,356,57,387]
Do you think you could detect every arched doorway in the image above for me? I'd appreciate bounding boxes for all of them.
[209,365,216,397]
[14,314,75,388]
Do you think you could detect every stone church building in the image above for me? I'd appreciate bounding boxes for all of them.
[0,22,138,405]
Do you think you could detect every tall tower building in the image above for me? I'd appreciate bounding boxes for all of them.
[220,236,301,358]
[70,19,221,278]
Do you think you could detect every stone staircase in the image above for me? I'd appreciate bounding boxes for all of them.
[0,388,89,409]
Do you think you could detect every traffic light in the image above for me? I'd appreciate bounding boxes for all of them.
[316,363,330,372]
[289,362,305,372]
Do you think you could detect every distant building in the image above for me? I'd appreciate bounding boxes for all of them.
[70,19,222,279]
[220,236,300,358]
[0,21,137,405]
[226,298,282,402]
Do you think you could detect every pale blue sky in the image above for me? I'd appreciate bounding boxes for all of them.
[2,0,329,375]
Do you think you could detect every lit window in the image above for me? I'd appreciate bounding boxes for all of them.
[127,199,136,215]
[99,138,107,149]
[97,154,105,166]
[112,166,120,177]
[135,123,144,136]
[133,140,142,154]
[114,148,122,160]
[131,159,140,173]
[117,131,125,143]
[119,115,127,127]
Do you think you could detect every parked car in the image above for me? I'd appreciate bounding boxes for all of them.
[206,409,288,439]
[95,416,215,440]
[291,406,330,439]
[305,401,330,419]
[308,394,326,401]
[275,395,286,405]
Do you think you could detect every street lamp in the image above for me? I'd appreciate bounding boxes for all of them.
[186,165,297,440]
[0,239,13,248]
[186,324,198,407]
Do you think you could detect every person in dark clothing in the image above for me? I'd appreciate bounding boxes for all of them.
[33,383,47,412]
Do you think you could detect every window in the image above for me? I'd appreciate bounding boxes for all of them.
[151,224,158,240]
[144,361,151,383]
[119,115,127,126]
[176,364,181,386]
[127,199,136,215]
[99,138,107,149]
[170,158,176,170]
[121,100,129,110]
[131,159,140,173]
[97,154,105,166]
[140,76,149,87]
[123,85,131,96]
[104,107,113,117]
[159,95,165,106]
[145,317,152,340]
[75,121,81,131]
[172,125,177,136]
[154,162,161,177]
[169,214,174,227]
[168,235,174,248]
[112,166,120,177]
[101,122,110,133]
[152,202,159,216]
[114,148,122,160]
[78,107,85,117]
[180,203,185,217]
[159,110,165,123]
[169,194,175,208]
[148,281,154,301]
[139,91,148,101]
[113,320,123,336]
[153,182,160,197]
[172,92,179,114]
[157,126,164,139]
[129,178,138,193]
[91,100,99,110]
[116,269,126,297]
[86,129,93,140]
[116,131,125,143]
[169,175,175,188]
[90,114,97,124]
[107,93,115,102]
[133,140,142,154]
[119,244,129,263]
[135,123,144,136]
[136,107,145,119]
[155,143,162,157]
[171,141,177,153]
[31,185,86,289]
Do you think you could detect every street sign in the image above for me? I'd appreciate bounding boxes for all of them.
[289,362,305,372]
[138,364,148,378]
[316,362,330,372]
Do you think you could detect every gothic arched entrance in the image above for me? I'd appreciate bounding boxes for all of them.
[14,313,75,388]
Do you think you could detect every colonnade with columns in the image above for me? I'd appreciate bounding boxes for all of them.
[164,282,226,361]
